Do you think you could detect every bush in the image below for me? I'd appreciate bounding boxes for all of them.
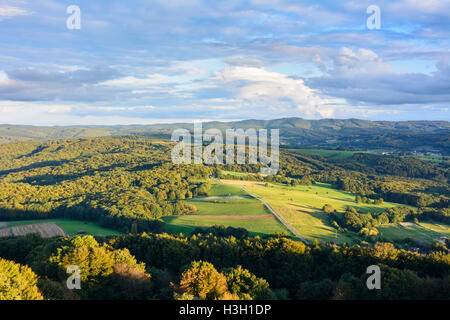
[322,204,335,213]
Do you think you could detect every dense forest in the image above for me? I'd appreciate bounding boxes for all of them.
[0,232,449,300]
[0,137,214,233]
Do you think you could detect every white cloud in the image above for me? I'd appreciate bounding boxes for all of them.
[98,106,156,111]
[332,48,395,76]
[99,75,165,88]
[0,70,9,81]
[214,66,345,118]
[0,5,31,21]
[0,99,224,125]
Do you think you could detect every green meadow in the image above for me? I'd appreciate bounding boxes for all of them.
[419,222,450,236]
[378,222,450,243]
[163,215,289,236]
[206,182,249,196]
[220,170,253,178]
[239,182,404,244]
[163,182,291,236]
[0,219,123,237]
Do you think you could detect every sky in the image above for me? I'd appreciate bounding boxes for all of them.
[0,0,449,125]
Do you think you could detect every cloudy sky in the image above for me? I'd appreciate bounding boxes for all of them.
[0,0,449,125]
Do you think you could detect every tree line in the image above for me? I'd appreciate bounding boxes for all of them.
[0,232,448,300]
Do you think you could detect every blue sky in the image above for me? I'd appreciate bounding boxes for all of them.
[0,0,449,125]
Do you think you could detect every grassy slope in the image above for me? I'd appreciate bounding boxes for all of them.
[239,182,403,244]
[163,183,291,236]
[233,181,450,244]
[378,222,450,242]
[206,183,249,196]
[0,219,123,237]
[419,222,450,236]
[220,170,253,178]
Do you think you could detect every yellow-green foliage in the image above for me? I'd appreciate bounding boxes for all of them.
[224,265,273,300]
[178,261,230,300]
[49,236,147,282]
[0,258,43,300]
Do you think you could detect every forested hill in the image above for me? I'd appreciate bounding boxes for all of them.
[1,118,449,154]
[0,136,448,235]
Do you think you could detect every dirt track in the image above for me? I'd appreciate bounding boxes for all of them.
[217,178,309,244]
[240,186,310,244]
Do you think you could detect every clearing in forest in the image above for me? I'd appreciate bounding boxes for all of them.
[163,182,291,236]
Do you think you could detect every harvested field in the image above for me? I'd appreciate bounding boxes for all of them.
[0,222,67,238]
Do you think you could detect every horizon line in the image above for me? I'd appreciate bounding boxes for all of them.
[0,117,449,128]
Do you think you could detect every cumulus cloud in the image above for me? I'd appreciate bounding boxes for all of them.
[330,48,394,76]
[213,66,343,118]
[307,48,450,105]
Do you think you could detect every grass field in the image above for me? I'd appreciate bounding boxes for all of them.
[0,219,123,237]
[220,170,253,178]
[378,222,450,243]
[419,222,450,236]
[224,180,404,244]
[224,180,450,244]
[163,182,291,236]
[206,183,249,196]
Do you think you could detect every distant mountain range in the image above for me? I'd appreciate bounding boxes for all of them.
[1,118,449,154]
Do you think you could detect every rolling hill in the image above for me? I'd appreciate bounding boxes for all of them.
[1,118,449,154]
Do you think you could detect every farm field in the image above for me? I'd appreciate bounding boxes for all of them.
[162,182,291,236]
[223,180,406,244]
[0,219,123,237]
[378,222,450,243]
[419,222,450,236]
[0,222,66,238]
